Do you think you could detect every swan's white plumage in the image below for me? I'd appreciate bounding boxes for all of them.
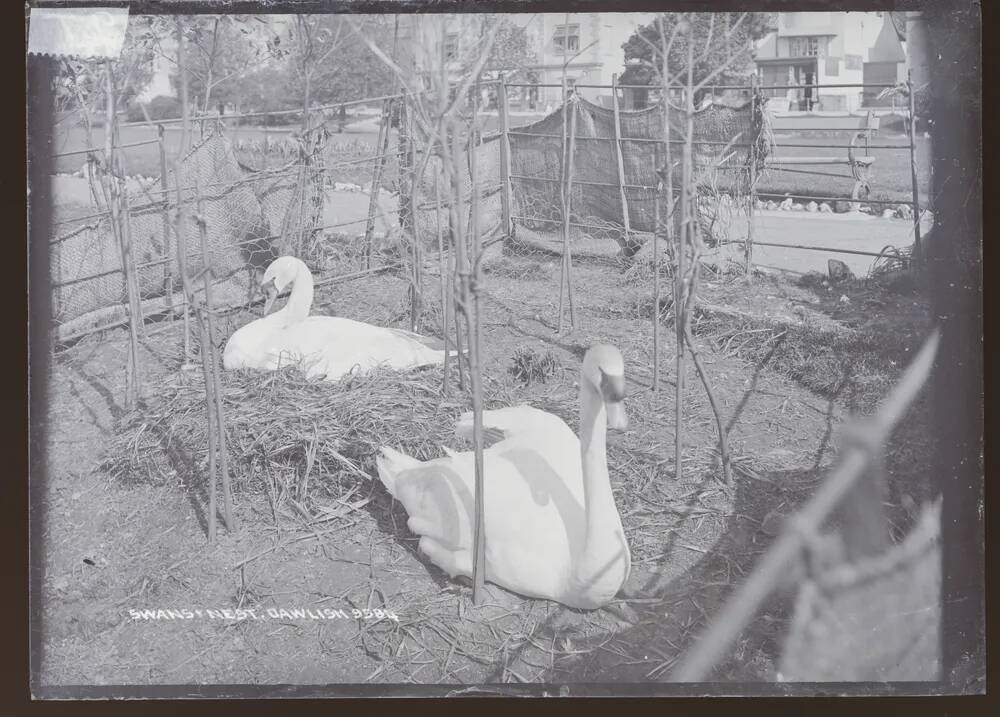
[376,349,632,610]
[223,256,450,381]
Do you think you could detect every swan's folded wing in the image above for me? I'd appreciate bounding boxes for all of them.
[382,326,446,350]
[454,405,573,445]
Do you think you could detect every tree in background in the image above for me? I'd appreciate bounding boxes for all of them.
[483,14,536,76]
[298,15,395,104]
[264,14,395,126]
[238,65,300,119]
[166,15,272,114]
[54,14,158,131]
[622,13,775,97]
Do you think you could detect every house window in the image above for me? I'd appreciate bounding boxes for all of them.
[789,36,827,57]
[553,25,580,53]
[444,33,459,61]
[825,57,840,76]
[845,54,863,70]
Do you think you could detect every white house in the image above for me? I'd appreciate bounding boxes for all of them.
[517,13,654,109]
[754,11,885,112]
[398,13,654,111]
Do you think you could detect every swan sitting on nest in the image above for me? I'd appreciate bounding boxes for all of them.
[223,256,452,382]
[376,344,632,610]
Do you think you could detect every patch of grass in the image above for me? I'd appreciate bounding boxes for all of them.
[507,347,560,385]
[754,133,931,204]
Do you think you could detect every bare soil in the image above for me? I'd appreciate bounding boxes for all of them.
[36,235,932,689]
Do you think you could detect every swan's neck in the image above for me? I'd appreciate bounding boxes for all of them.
[577,381,622,575]
[273,261,314,326]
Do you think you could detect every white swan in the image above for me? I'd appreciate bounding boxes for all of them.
[222,256,451,381]
[376,344,632,610]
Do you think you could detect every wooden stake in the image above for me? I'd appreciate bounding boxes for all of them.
[674,36,696,486]
[443,113,484,603]
[658,20,675,401]
[453,269,465,391]
[397,98,421,333]
[497,77,513,239]
[194,300,218,543]
[117,187,144,401]
[157,125,174,320]
[175,17,193,366]
[101,61,141,409]
[611,74,633,254]
[363,98,392,270]
[468,106,487,607]
[435,171,451,395]
[410,122,423,335]
[186,172,218,544]
[906,70,923,266]
[174,177,193,366]
[195,196,238,533]
[557,93,578,333]
[745,73,758,280]
[652,182,661,393]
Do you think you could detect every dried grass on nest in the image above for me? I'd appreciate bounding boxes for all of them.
[103,362,516,504]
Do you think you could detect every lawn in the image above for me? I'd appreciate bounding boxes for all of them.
[759,132,930,205]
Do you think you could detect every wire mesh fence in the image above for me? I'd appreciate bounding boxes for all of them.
[49,80,924,348]
[509,88,770,260]
[49,97,417,347]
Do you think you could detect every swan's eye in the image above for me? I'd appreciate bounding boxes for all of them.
[599,369,626,402]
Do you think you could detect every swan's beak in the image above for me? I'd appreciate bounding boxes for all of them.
[606,400,628,431]
[600,371,628,430]
[262,284,278,315]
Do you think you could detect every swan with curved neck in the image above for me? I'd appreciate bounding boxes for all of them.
[376,344,632,609]
[223,256,452,381]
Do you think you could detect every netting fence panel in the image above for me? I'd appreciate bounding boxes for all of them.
[410,129,503,250]
[51,102,411,346]
[51,132,281,342]
[508,91,770,255]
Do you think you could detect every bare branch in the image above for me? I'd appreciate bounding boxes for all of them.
[698,13,716,62]
[693,43,754,92]
[724,12,750,40]
[443,18,502,121]
[345,16,422,100]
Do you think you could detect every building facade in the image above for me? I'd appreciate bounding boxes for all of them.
[516,13,654,110]
[862,15,907,107]
[753,11,885,112]
[398,13,653,112]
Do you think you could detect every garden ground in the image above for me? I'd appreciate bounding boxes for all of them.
[37,228,933,687]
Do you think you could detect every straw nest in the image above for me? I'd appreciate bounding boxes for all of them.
[103,362,521,504]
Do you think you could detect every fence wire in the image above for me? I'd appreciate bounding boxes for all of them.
[509,92,770,258]
[50,105,411,345]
